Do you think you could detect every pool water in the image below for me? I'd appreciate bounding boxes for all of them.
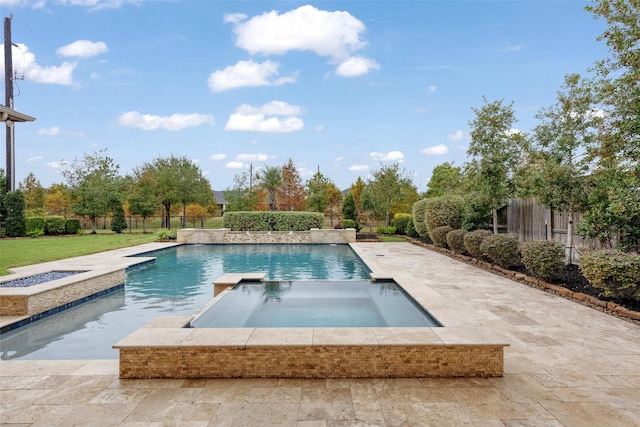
[191,280,439,328]
[0,244,370,360]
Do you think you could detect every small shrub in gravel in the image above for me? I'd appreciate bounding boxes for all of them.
[431,225,453,247]
[580,249,640,300]
[464,229,492,260]
[480,234,521,268]
[446,229,468,254]
[521,240,564,281]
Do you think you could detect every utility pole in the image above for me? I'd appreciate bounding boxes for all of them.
[4,15,15,192]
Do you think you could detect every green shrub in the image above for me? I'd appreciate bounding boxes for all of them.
[446,229,468,254]
[156,228,177,241]
[411,199,428,238]
[406,218,419,238]
[5,191,26,237]
[341,219,360,231]
[580,250,640,300]
[223,211,324,231]
[480,234,521,268]
[521,240,564,281]
[26,216,46,236]
[45,216,66,235]
[376,225,397,235]
[461,193,492,231]
[110,204,128,234]
[391,213,412,235]
[431,225,453,247]
[65,219,81,235]
[424,196,465,242]
[464,229,493,260]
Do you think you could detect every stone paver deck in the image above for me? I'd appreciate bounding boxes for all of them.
[1,242,639,426]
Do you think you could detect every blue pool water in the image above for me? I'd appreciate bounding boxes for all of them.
[0,244,371,360]
[191,280,439,328]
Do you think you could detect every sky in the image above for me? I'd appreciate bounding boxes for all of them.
[0,0,609,194]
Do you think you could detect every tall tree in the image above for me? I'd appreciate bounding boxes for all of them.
[424,162,462,198]
[350,177,366,219]
[128,171,159,233]
[523,73,599,263]
[580,0,640,251]
[257,165,282,211]
[362,163,417,226]
[342,193,357,221]
[466,97,527,234]
[135,156,212,229]
[44,183,73,218]
[277,158,306,211]
[325,183,343,227]
[19,172,45,215]
[61,149,122,233]
[306,169,331,213]
[223,171,260,211]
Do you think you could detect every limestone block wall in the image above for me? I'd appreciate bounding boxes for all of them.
[177,228,356,244]
[0,270,126,316]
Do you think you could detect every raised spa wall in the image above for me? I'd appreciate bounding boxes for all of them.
[177,228,356,244]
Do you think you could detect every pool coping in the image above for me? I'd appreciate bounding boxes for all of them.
[112,243,510,378]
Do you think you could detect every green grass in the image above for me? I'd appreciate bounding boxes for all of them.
[0,233,157,275]
[379,235,407,242]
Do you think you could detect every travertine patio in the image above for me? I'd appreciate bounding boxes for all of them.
[1,242,639,426]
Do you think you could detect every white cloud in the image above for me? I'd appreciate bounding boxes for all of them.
[223,13,247,24]
[208,60,296,92]
[505,128,522,136]
[0,43,76,85]
[225,161,246,169]
[37,126,60,136]
[499,44,522,53]
[46,161,64,169]
[116,111,214,131]
[236,153,269,162]
[448,130,466,141]
[57,40,108,57]
[334,156,343,162]
[27,156,43,162]
[209,153,227,161]
[225,101,304,133]
[315,125,325,132]
[55,0,140,11]
[335,56,380,77]
[420,144,449,155]
[428,85,437,93]
[349,164,369,172]
[229,5,376,76]
[370,151,404,162]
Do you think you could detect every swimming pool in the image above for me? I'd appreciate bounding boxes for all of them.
[191,280,440,328]
[0,244,370,360]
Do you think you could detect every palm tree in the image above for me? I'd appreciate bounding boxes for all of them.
[259,165,282,211]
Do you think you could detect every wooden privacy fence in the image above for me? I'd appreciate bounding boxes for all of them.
[506,198,611,261]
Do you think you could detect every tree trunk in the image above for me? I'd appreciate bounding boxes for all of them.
[565,210,574,265]
[492,208,499,234]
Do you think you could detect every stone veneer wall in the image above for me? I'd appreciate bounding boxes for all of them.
[0,270,125,316]
[177,228,356,245]
[118,345,504,379]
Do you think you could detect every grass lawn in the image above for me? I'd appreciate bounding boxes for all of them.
[379,235,407,242]
[0,233,157,276]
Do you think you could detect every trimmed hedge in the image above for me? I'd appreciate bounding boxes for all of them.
[45,216,66,235]
[341,219,360,231]
[580,250,640,300]
[411,199,428,238]
[65,219,81,235]
[26,216,46,236]
[480,234,521,268]
[223,211,324,231]
[423,196,465,242]
[5,191,26,237]
[391,213,412,235]
[431,225,453,247]
[463,229,492,260]
[446,229,468,254]
[521,240,564,281]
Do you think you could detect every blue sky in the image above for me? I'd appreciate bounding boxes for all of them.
[0,0,607,193]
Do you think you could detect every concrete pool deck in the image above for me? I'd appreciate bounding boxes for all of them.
[1,242,640,425]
